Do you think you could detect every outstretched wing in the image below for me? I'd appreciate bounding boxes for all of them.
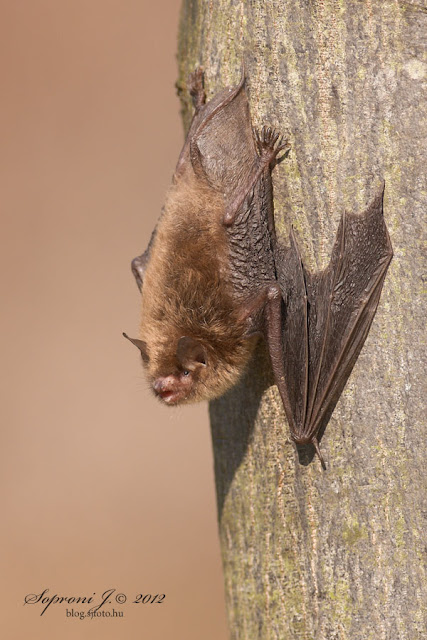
[275,185,393,464]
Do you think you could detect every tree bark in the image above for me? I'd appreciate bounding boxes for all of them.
[178,2,426,638]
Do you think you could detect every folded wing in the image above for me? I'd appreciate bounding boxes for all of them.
[276,186,393,464]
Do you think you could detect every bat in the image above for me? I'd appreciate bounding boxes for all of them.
[124,67,393,468]
[124,67,289,408]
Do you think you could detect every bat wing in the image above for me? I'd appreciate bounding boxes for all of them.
[190,72,258,197]
[187,73,287,299]
[131,212,164,291]
[276,186,393,466]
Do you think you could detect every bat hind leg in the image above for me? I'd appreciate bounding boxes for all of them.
[188,68,206,111]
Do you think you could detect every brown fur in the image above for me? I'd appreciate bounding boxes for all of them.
[139,173,256,403]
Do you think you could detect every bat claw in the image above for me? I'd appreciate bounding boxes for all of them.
[312,438,327,470]
[256,125,291,162]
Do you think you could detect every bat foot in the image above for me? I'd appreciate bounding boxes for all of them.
[255,126,290,164]
[188,67,206,110]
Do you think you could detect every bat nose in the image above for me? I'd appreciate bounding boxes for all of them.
[152,375,182,404]
[153,376,174,393]
[153,378,165,393]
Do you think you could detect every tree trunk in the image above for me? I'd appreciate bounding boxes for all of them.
[178,2,426,638]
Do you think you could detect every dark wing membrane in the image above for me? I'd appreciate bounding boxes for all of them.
[190,73,279,297]
[304,188,393,440]
[175,70,251,181]
[130,203,168,291]
[274,233,309,437]
[276,186,393,447]
[131,223,159,291]
[191,76,257,196]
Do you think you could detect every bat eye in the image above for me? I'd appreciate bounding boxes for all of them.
[183,370,190,377]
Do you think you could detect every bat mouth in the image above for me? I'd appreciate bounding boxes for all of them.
[155,388,183,405]
[152,375,190,405]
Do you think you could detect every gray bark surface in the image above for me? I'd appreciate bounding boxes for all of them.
[178,2,426,638]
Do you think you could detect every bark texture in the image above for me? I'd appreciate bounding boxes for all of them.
[178,2,426,638]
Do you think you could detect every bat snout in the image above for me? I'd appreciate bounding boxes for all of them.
[152,375,184,405]
[153,376,174,393]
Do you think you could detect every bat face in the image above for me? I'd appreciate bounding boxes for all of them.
[124,332,209,404]
[144,335,209,405]
[125,322,256,406]
[152,371,199,405]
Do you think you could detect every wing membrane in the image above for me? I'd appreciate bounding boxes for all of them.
[276,186,393,463]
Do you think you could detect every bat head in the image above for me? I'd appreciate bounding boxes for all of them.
[123,333,209,405]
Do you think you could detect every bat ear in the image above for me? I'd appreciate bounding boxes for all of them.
[123,332,149,363]
[176,336,207,370]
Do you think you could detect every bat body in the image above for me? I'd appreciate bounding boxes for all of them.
[125,68,393,467]
[125,69,288,406]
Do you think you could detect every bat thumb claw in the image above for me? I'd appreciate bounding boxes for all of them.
[313,438,326,470]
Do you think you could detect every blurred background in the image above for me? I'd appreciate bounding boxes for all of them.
[0,1,227,638]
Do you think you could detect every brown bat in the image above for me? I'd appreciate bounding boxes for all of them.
[124,68,288,404]
[124,68,392,468]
